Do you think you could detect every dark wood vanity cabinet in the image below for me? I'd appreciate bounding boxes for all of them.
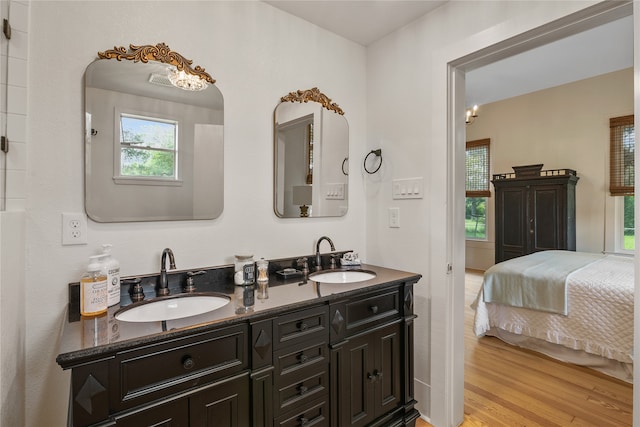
[64,279,419,427]
[330,284,417,427]
[493,169,578,263]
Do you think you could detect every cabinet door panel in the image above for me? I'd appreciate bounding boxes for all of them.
[189,374,250,427]
[496,186,528,261]
[531,185,563,251]
[342,335,375,427]
[376,323,402,415]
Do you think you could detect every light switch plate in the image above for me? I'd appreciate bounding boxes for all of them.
[389,207,400,228]
[393,177,423,199]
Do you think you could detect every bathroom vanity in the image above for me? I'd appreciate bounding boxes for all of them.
[57,261,421,427]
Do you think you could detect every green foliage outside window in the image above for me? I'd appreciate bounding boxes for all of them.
[624,195,635,250]
[465,197,486,239]
[120,115,177,178]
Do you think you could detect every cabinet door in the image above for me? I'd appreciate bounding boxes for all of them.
[114,398,188,427]
[495,185,528,262]
[374,323,402,417]
[530,184,565,252]
[340,332,376,427]
[336,322,403,427]
[189,373,250,427]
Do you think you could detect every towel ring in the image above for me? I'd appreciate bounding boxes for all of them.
[364,149,382,174]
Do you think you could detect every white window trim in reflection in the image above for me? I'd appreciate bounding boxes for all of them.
[113,109,183,186]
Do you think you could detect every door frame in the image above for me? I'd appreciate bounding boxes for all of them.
[436,2,636,425]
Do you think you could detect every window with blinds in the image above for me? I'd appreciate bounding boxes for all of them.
[466,138,491,197]
[610,115,634,196]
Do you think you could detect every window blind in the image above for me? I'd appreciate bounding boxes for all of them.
[610,115,634,196]
[466,138,491,197]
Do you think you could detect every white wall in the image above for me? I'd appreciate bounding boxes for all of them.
[25,2,366,425]
[365,1,604,424]
[466,68,634,271]
[1,1,27,426]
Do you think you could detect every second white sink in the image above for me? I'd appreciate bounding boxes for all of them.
[309,269,376,284]
[115,293,230,323]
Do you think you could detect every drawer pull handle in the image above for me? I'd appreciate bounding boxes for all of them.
[298,322,309,331]
[369,305,379,314]
[182,356,195,370]
[298,385,308,395]
[298,354,308,363]
[368,370,382,382]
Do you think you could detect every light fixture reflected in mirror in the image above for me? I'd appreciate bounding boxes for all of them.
[168,68,208,91]
[293,185,312,217]
[465,104,479,124]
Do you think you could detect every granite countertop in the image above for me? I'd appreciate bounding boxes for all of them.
[56,263,421,369]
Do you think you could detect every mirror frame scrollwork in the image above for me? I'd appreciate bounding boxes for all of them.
[98,43,216,84]
[280,87,345,116]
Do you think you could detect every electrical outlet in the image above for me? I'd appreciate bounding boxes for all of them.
[62,212,88,245]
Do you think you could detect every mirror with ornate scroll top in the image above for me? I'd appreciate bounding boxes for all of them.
[274,88,349,218]
[84,43,223,222]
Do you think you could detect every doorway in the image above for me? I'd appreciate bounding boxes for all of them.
[443,2,636,426]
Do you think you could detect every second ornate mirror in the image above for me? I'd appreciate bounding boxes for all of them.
[274,88,349,218]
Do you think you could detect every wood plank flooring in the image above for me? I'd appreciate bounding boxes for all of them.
[417,270,632,427]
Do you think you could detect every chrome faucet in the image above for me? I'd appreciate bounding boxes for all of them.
[315,236,335,271]
[158,248,176,296]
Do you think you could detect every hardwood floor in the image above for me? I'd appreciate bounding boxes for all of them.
[417,270,632,427]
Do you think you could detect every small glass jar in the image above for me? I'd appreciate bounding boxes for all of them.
[234,254,255,286]
[256,258,269,284]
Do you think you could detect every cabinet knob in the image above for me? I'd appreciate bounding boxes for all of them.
[298,353,308,364]
[182,356,195,370]
[299,417,309,426]
[369,305,379,314]
[367,372,377,382]
[298,322,308,331]
[298,384,308,395]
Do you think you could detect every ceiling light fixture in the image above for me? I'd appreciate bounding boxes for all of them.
[168,67,208,91]
[465,104,479,124]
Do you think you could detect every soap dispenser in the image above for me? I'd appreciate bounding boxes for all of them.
[101,244,121,307]
[80,255,108,317]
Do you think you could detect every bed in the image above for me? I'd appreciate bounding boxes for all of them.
[472,250,634,382]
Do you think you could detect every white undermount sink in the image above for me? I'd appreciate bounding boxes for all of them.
[115,293,230,323]
[309,269,376,284]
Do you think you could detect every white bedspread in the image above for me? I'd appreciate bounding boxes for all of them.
[473,254,634,364]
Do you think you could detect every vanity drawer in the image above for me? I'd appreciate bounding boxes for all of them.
[345,289,400,336]
[275,396,330,427]
[274,305,329,349]
[110,323,248,410]
[275,369,328,416]
[274,339,328,385]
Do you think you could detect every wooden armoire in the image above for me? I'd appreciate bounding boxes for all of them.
[492,165,579,263]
